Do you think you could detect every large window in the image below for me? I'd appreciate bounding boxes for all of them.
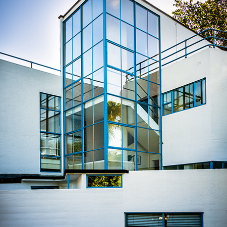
[40,93,61,172]
[63,0,161,171]
[163,78,206,116]
[126,213,203,227]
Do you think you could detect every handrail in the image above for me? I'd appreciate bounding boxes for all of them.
[161,29,227,67]
[0,52,60,72]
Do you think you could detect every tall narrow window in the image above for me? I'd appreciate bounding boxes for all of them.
[40,93,61,172]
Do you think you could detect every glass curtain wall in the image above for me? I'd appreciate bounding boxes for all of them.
[63,0,161,170]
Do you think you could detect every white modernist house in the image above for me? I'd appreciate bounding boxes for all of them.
[0,0,227,226]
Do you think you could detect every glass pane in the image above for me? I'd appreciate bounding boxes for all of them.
[65,40,72,65]
[40,109,46,131]
[184,164,193,169]
[122,99,135,125]
[94,95,104,123]
[93,14,103,45]
[73,80,81,106]
[93,68,104,97]
[163,92,171,104]
[148,35,158,58]
[149,82,159,105]
[83,0,92,28]
[149,129,160,153]
[93,41,103,72]
[107,43,121,69]
[87,175,121,187]
[41,133,60,156]
[137,103,148,128]
[84,125,93,151]
[121,0,133,25]
[122,48,134,73]
[149,105,159,126]
[122,73,135,100]
[41,157,61,171]
[94,122,104,149]
[65,109,73,133]
[108,123,122,147]
[84,151,93,169]
[73,58,81,82]
[55,96,60,111]
[121,21,134,50]
[137,79,148,103]
[66,156,73,169]
[202,79,205,104]
[107,67,121,96]
[148,11,158,38]
[195,80,202,106]
[73,153,82,169]
[163,103,172,115]
[66,134,73,154]
[106,0,120,18]
[108,95,121,123]
[173,87,184,112]
[108,149,122,169]
[83,74,92,102]
[94,149,104,169]
[83,24,92,52]
[138,152,149,170]
[150,153,160,170]
[73,33,81,60]
[136,53,148,78]
[93,0,103,19]
[73,9,81,36]
[65,17,72,42]
[107,14,120,44]
[185,83,194,109]
[48,111,55,132]
[73,105,82,131]
[136,29,147,56]
[40,93,47,108]
[137,127,149,152]
[84,100,93,126]
[122,125,134,149]
[123,150,135,171]
[136,4,147,32]
[83,48,92,76]
[65,85,72,110]
[65,64,72,87]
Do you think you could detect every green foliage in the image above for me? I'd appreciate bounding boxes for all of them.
[107,100,121,122]
[172,0,227,46]
[88,175,121,187]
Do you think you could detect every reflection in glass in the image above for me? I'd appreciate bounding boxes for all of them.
[185,83,194,109]
[107,14,120,44]
[41,133,60,156]
[83,24,92,52]
[122,99,135,125]
[41,157,61,171]
[136,29,147,56]
[136,53,148,78]
[73,9,81,36]
[66,156,73,169]
[122,73,135,100]
[148,35,158,58]
[83,0,92,28]
[93,14,103,45]
[148,11,158,38]
[93,68,104,97]
[65,64,72,87]
[107,68,121,96]
[94,149,104,169]
[122,48,134,73]
[94,122,104,149]
[123,150,135,171]
[40,110,60,133]
[83,48,92,76]
[93,0,103,19]
[108,149,122,169]
[136,4,147,32]
[66,134,73,154]
[121,21,134,50]
[84,125,93,151]
[83,75,92,102]
[149,129,160,153]
[73,153,82,169]
[150,153,160,170]
[108,95,121,123]
[106,0,120,18]
[121,0,133,25]
[173,87,184,112]
[65,40,72,65]
[137,127,149,152]
[73,80,82,106]
[65,85,72,110]
[94,95,104,123]
[137,152,149,170]
[122,125,134,149]
[65,17,72,42]
[65,109,73,133]
[137,79,148,103]
[73,33,81,60]
[84,100,93,126]
[107,43,121,69]
[93,42,103,72]
[73,58,81,82]
[108,123,122,147]
[73,105,81,131]
[84,151,93,169]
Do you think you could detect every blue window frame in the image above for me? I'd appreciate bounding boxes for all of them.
[87,174,122,188]
[163,78,206,116]
[40,93,61,172]
[63,0,161,171]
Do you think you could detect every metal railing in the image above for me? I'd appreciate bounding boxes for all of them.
[0,52,60,72]
[161,29,227,67]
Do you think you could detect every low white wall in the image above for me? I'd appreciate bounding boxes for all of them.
[0,170,226,227]
[162,48,227,166]
[0,59,62,175]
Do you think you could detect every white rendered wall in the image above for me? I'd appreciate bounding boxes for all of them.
[0,170,227,227]
[162,48,227,166]
[0,59,62,175]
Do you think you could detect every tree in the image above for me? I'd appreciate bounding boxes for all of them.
[172,0,227,46]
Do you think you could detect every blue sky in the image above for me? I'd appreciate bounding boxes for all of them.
[0,0,205,71]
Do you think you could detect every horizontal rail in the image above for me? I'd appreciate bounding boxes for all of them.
[0,52,60,72]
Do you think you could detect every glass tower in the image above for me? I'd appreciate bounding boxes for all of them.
[63,0,161,171]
